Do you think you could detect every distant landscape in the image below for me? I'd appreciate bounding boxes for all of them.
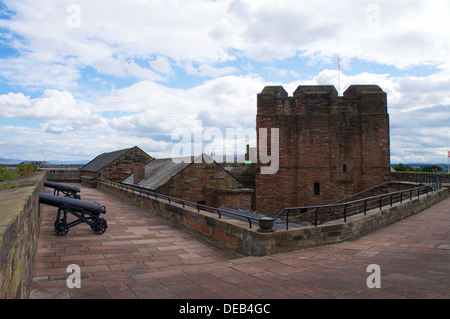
[0,158,88,166]
[0,157,448,171]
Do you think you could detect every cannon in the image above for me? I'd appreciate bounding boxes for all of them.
[44,181,81,199]
[39,193,107,236]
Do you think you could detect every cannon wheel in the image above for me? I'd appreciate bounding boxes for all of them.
[91,220,107,235]
[54,222,69,236]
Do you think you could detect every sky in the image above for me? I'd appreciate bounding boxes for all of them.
[0,0,449,164]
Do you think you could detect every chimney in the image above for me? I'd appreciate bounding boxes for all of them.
[133,161,145,185]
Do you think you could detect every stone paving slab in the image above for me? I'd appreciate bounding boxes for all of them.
[29,184,450,299]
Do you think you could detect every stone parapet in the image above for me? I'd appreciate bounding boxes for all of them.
[245,188,448,255]
[42,168,81,183]
[98,180,447,257]
[0,172,46,298]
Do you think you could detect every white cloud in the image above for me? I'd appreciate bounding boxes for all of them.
[1,0,449,90]
[0,56,81,90]
[0,0,450,163]
[225,0,450,68]
[0,75,264,161]
[0,124,168,161]
[185,63,238,78]
[149,56,174,77]
[3,1,450,63]
[0,0,236,89]
[0,90,102,128]
[263,66,299,79]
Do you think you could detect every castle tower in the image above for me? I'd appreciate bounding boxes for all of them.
[255,85,390,215]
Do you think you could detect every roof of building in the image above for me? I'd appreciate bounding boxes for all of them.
[122,154,219,190]
[81,148,133,172]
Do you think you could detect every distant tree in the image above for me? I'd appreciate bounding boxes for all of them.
[392,163,414,172]
[0,168,17,182]
[0,164,37,182]
[421,165,442,172]
[17,163,38,177]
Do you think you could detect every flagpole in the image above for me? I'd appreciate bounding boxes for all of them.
[337,57,341,96]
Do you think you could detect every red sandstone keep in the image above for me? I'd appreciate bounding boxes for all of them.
[255,85,390,215]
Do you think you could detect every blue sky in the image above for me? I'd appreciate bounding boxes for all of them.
[0,0,450,163]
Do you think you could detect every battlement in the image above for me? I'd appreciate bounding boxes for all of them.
[257,84,387,115]
[293,85,338,97]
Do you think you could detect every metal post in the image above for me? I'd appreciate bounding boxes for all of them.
[315,208,319,227]
[286,210,290,230]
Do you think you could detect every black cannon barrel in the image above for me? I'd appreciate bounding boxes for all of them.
[39,193,106,215]
[44,181,80,194]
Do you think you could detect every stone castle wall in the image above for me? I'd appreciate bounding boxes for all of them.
[0,172,46,298]
[99,148,152,183]
[44,168,81,183]
[98,178,448,257]
[156,162,254,210]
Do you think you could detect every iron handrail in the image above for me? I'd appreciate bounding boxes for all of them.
[98,172,443,231]
[274,181,442,229]
[98,179,259,229]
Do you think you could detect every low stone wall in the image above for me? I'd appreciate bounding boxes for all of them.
[246,188,448,255]
[81,171,98,188]
[98,181,247,254]
[391,172,450,184]
[42,168,81,183]
[0,172,46,298]
[98,180,448,257]
[213,189,254,211]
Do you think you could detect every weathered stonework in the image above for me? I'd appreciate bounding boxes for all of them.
[99,149,151,183]
[45,169,81,183]
[98,179,448,256]
[154,161,254,210]
[255,85,390,215]
[0,172,46,298]
[81,146,152,187]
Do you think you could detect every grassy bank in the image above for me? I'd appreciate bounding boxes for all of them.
[0,164,38,190]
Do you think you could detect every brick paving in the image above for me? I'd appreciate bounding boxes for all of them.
[29,184,450,299]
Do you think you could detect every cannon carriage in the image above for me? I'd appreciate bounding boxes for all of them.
[39,183,107,236]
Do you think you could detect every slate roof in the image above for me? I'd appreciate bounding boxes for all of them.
[81,148,133,172]
[122,154,214,190]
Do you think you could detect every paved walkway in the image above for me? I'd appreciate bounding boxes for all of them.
[29,184,450,299]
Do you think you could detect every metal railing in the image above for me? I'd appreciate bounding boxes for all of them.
[393,172,444,186]
[99,172,443,231]
[98,179,260,229]
[273,175,443,230]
